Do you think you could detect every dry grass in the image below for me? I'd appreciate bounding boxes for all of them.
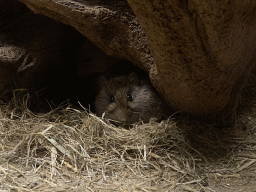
[1,73,256,191]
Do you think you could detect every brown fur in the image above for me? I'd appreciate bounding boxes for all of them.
[95,72,169,125]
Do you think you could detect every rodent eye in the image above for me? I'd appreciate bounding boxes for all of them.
[110,95,115,103]
[127,92,133,101]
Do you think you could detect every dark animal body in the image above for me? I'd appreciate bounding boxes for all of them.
[95,71,169,125]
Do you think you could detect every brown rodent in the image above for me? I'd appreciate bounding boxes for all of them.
[95,72,169,125]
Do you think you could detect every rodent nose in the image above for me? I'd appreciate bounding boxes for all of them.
[115,109,128,122]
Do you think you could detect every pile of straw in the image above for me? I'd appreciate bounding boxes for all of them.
[1,73,256,191]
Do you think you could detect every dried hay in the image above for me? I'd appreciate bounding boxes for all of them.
[1,73,256,191]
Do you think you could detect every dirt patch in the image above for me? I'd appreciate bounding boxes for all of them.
[1,71,256,191]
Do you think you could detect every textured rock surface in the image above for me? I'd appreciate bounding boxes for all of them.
[18,0,152,71]
[0,0,84,103]
[0,0,125,106]
[2,0,256,125]
[127,0,256,124]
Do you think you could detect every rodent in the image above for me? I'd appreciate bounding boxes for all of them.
[95,71,169,125]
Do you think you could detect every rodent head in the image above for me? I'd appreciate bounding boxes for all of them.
[95,72,157,125]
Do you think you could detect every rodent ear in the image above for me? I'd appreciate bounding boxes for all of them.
[97,76,108,87]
